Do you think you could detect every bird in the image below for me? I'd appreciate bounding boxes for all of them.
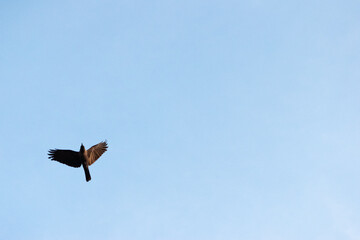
[48,141,108,182]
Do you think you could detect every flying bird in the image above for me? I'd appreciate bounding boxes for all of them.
[48,141,108,182]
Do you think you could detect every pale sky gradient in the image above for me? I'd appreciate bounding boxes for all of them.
[1,1,360,239]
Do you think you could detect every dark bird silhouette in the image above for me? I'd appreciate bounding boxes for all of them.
[48,141,108,182]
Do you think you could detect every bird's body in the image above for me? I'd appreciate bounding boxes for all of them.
[80,144,91,181]
[48,141,108,182]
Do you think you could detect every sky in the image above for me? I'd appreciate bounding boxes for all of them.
[1,0,360,239]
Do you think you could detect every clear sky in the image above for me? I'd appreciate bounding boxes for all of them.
[1,0,360,239]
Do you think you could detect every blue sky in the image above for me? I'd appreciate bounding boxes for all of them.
[1,0,360,239]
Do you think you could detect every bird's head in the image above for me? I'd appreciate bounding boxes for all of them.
[80,144,85,153]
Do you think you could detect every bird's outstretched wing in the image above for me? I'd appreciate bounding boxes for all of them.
[48,149,81,168]
[87,141,108,165]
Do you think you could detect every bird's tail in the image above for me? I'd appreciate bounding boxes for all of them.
[83,165,91,182]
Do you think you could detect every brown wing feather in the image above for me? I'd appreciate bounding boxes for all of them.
[86,141,108,165]
[48,149,81,168]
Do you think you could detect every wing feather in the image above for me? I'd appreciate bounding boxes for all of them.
[86,141,108,165]
[48,149,81,168]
